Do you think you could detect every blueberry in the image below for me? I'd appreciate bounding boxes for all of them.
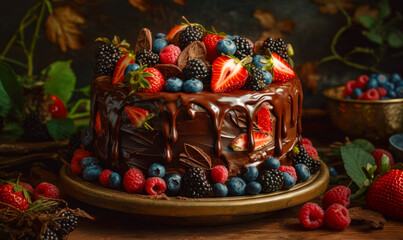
[390,73,402,85]
[243,166,259,183]
[246,182,262,195]
[376,74,388,87]
[228,177,247,196]
[395,80,403,88]
[165,77,183,92]
[370,73,377,79]
[152,39,168,53]
[262,70,273,85]
[164,173,182,194]
[213,183,228,197]
[124,63,140,77]
[364,78,378,90]
[328,166,338,177]
[282,172,295,190]
[381,96,390,100]
[216,39,237,56]
[352,88,363,99]
[80,127,92,148]
[109,172,122,189]
[226,35,240,40]
[83,165,102,182]
[345,96,352,99]
[183,78,203,93]
[385,82,395,92]
[295,164,311,182]
[396,86,403,98]
[252,55,269,69]
[81,156,100,169]
[263,157,280,170]
[148,163,166,178]
[388,90,397,98]
[155,33,166,39]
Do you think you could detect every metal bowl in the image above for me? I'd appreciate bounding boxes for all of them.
[323,86,403,141]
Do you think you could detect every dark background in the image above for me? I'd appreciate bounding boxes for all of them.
[1,0,402,108]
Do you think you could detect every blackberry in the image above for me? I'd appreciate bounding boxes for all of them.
[311,158,322,174]
[55,210,78,237]
[292,146,321,174]
[94,44,121,76]
[182,167,212,198]
[179,25,203,49]
[262,38,288,60]
[259,169,284,193]
[23,113,52,142]
[135,49,159,67]
[182,59,209,83]
[68,131,82,160]
[233,37,252,59]
[244,67,266,91]
[41,226,61,240]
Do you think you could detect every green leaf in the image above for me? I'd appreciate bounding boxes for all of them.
[357,15,376,29]
[0,80,11,117]
[387,30,403,48]
[365,30,383,45]
[379,154,390,175]
[43,60,76,104]
[75,85,91,97]
[349,139,375,153]
[0,61,25,114]
[378,0,391,19]
[392,162,403,170]
[0,122,23,141]
[46,118,76,140]
[341,145,375,188]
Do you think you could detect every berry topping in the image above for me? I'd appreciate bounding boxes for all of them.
[34,182,61,200]
[94,41,123,76]
[125,106,155,130]
[295,163,311,182]
[231,132,272,151]
[263,157,280,170]
[259,169,284,193]
[182,167,212,198]
[211,56,248,93]
[47,95,68,119]
[278,165,297,181]
[135,49,160,67]
[123,168,146,193]
[202,34,225,62]
[293,145,321,174]
[82,165,102,182]
[216,39,237,56]
[303,143,318,157]
[252,55,269,69]
[244,66,266,91]
[271,53,296,83]
[112,53,136,84]
[228,177,247,196]
[298,202,325,229]
[159,44,181,65]
[148,163,166,178]
[71,148,92,175]
[262,38,289,60]
[183,78,204,93]
[179,25,204,49]
[109,172,122,189]
[322,186,351,210]
[243,165,259,183]
[164,173,182,195]
[183,59,209,83]
[211,165,229,183]
[213,183,229,197]
[152,39,168,53]
[155,33,166,39]
[99,169,113,187]
[124,63,141,77]
[166,24,187,43]
[282,172,296,189]
[324,203,351,230]
[145,177,167,195]
[165,77,184,92]
[246,181,262,195]
[256,103,272,133]
[232,37,253,59]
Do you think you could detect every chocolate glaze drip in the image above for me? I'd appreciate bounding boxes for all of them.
[91,77,303,176]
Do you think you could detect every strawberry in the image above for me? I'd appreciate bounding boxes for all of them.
[112,52,136,84]
[256,104,272,133]
[125,106,154,130]
[211,56,248,93]
[271,53,295,83]
[47,95,67,119]
[126,67,165,93]
[166,24,187,43]
[0,179,30,211]
[94,111,102,135]
[366,169,403,219]
[371,149,395,175]
[231,132,272,151]
[202,34,225,63]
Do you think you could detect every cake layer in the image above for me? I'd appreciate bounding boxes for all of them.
[90,76,303,176]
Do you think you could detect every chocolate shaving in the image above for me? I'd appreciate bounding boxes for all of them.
[154,64,182,79]
[134,28,152,53]
[253,40,265,55]
[349,207,386,229]
[177,41,208,69]
[230,109,260,131]
[179,143,212,170]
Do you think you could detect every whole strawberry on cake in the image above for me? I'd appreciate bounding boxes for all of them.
[73,17,321,198]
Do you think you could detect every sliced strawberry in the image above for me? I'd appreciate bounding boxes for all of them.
[112,53,136,84]
[95,111,102,135]
[125,106,154,130]
[211,56,248,93]
[256,104,272,133]
[272,53,295,83]
[231,132,272,151]
[166,24,187,43]
[202,34,225,63]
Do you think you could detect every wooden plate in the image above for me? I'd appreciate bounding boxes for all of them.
[60,162,329,225]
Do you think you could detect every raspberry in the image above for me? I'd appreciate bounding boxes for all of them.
[324,203,351,230]
[123,168,145,193]
[71,149,92,175]
[145,177,167,195]
[210,165,229,183]
[298,202,325,229]
[34,182,61,200]
[343,80,356,97]
[278,165,297,181]
[376,87,387,98]
[362,89,380,100]
[159,44,181,65]
[303,143,318,157]
[302,138,312,146]
[356,75,369,89]
[99,169,113,187]
[322,186,351,210]
[371,148,395,175]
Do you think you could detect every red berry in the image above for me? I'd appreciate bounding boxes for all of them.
[362,89,380,100]
[371,149,395,175]
[324,203,351,230]
[271,53,296,83]
[256,104,272,134]
[71,149,92,175]
[298,202,325,229]
[303,143,318,157]
[123,168,145,193]
[145,177,166,195]
[211,56,248,93]
[47,95,68,119]
[20,182,34,193]
[322,186,351,210]
[278,165,297,181]
[211,165,229,183]
[376,87,387,98]
[159,44,181,65]
[343,80,356,97]
[356,75,369,89]
[34,182,61,200]
[0,183,30,211]
[140,67,165,93]
[302,138,313,146]
[202,34,225,63]
[99,169,113,187]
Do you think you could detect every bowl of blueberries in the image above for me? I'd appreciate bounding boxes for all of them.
[324,73,403,141]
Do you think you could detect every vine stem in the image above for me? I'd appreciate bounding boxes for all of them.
[68,99,90,117]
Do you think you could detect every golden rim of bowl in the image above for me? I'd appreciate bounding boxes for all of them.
[323,86,403,104]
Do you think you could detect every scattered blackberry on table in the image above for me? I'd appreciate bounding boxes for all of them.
[94,44,121,76]
[182,59,209,83]
[292,146,321,174]
[135,49,160,67]
[262,38,288,60]
[41,226,61,240]
[179,25,203,49]
[233,37,252,59]
[68,131,82,160]
[244,67,266,91]
[182,167,212,198]
[55,210,79,238]
[259,169,284,193]
[23,113,52,142]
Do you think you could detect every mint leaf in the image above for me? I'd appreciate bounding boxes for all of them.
[341,145,375,188]
[357,15,376,29]
[350,139,375,153]
[46,118,75,140]
[43,60,76,104]
[0,61,25,114]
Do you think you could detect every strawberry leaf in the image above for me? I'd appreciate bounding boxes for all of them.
[379,154,390,175]
[349,139,375,153]
[341,144,375,188]
[43,60,76,104]
[46,118,76,140]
